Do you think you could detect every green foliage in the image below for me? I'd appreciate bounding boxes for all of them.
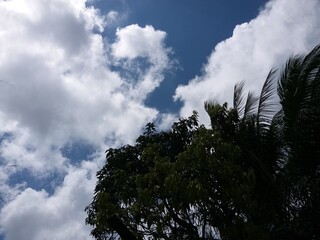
[86,44,320,240]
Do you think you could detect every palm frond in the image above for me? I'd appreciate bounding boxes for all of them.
[300,44,320,76]
[242,91,258,122]
[233,81,245,117]
[300,44,320,109]
[257,69,278,131]
[278,55,304,102]
[277,56,305,142]
[278,44,320,117]
[277,44,320,176]
[278,45,320,135]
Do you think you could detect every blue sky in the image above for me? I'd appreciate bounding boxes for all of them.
[92,0,268,112]
[0,0,320,239]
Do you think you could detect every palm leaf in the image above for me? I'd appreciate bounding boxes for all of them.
[279,44,320,128]
[278,56,304,102]
[242,91,257,123]
[278,45,320,136]
[257,69,278,132]
[277,44,320,176]
[233,81,245,117]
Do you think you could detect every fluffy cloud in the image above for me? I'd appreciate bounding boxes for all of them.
[0,0,171,239]
[0,0,171,171]
[2,0,319,239]
[0,161,97,240]
[174,0,320,122]
[112,24,172,101]
[112,24,168,62]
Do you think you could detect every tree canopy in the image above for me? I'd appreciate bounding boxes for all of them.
[86,44,320,240]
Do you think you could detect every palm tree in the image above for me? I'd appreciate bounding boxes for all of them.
[204,70,282,238]
[233,44,320,239]
[208,44,320,239]
[275,44,320,239]
[233,70,283,234]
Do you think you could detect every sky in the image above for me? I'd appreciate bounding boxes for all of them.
[0,0,319,239]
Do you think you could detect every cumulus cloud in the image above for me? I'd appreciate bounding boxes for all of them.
[0,161,97,240]
[0,0,170,171]
[0,0,171,239]
[112,24,172,101]
[112,24,168,61]
[2,0,319,239]
[174,0,320,122]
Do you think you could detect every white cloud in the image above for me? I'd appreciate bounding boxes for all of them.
[156,113,178,131]
[2,0,319,239]
[0,161,97,240]
[0,0,171,239]
[111,24,172,101]
[0,0,170,171]
[112,24,168,61]
[174,0,320,122]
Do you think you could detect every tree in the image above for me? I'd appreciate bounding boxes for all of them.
[273,44,320,239]
[86,96,276,239]
[86,44,320,240]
